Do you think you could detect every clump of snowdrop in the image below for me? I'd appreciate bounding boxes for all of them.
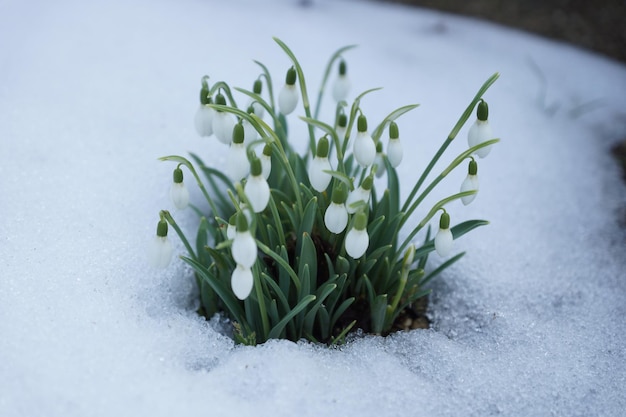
[153,38,500,345]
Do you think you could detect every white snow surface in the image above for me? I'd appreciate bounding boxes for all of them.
[2,0,626,415]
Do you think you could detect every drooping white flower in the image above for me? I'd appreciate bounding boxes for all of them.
[353,114,376,167]
[226,214,237,240]
[460,159,479,205]
[374,141,386,178]
[226,123,249,181]
[260,144,272,179]
[244,157,270,213]
[231,213,257,268]
[212,93,235,145]
[169,167,189,210]
[246,79,265,119]
[278,67,298,115]
[434,211,453,257]
[346,175,373,214]
[332,59,351,102]
[148,219,173,268]
[242,105,258,143]
[308,136,332,192]
[335,112,349,146]
[387,121,403,168]
[467,99,493,158]
[194,77,214,137]
[324,185,348,234]
[345,212,369,258]
[231,264,254,300]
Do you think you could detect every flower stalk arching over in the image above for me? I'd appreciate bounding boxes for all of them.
[152,38,501,345]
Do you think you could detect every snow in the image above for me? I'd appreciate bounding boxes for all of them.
[1,0,625,415]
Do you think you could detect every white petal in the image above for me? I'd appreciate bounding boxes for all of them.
[246,100,265,119]
[345,228,369,258]
[353,132,376,167]
[244,175,270,213]
[387,138,403,168]
[374,153,385,178]
[226,143,250,181]
[468,120,493,158]
[278,85,298,115]
[194,105,214,137]
[332,75,351,102]
[345,187,370,214]
[232,231,257,268]
[308,157,332,192]
[434,227,453,257]
[231,265,254,300]
[148,236,173,268]
[212,112,235,145]
[226,224,236,240]
[324,203,348,234]
[460,174,479,205]
[260,154,271,179]
[169,182,189,210]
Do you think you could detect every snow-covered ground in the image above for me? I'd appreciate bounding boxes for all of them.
[1,0,625,416]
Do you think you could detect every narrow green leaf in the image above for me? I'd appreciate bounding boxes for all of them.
[268,294,316,339]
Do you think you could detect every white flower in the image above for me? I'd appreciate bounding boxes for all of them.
[336,112,349,146]
[332,60,351,102]
[226,215,236,240]
[325,185,348,234]
[374,142,385,178]
[325,202,348,234]
[242,118,258,143]
[387,122,403,168]
[345,212,369,258]
[467,100,493,158]
[232,215,257,268]
[278,67,298,115]
[260,145,272,179]
[212,93,235,145]
[227,142,249,181]
[247,79,265,119]
[148,220,173,268]
[231,264,254,300]
[194,105,214,137]
[169,167,189,210]
[244,158,270,213]
[353,115,376,167]
[434,212,453,257]
[308,136,332,192]
[346,175,372,214]
[460,159,479,205]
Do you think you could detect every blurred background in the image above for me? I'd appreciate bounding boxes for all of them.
[379,0,625,64]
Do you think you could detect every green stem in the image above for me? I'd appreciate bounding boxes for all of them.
[160,210,197,261]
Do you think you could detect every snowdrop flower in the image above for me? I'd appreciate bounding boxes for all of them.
[324,184,348,234]
[231,264,254,300]
[194,77,214,137]
[353,114,376,167]
[346,174,373,214]
[231,212,257,268]
[260,144,272,179]
[212,92,235,145]
[336,111,349,145]
[308,136,332,192]
[148,218,173,268]
[169,166,189,209]
[332,59,351,102]
[387,121,403,168]
[434,211,453,257]
[374,141,386,178]
[278,66,298,115]
[242,105,258,143]
[467,99,493,158]
[246,78,265,119]
[345,212,369,259]
[244,156,270,213]
[226,214,237,240]
[460,159,479,205]
[226,123,250,181]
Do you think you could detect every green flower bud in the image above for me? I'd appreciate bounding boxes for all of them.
[173,167,184,184]
[361,174,373,191]
[233,122,245,144]
[236,211,249,233]
[468,159,478,175]
[337,112,348,128]
[253,79,263,94]
[262,143,272,157]
[439,211,450,229]
[285,66,297,86]
[354,211,368,231]
[357,114,368,133]
[338,59,347,76]
[215,92,227,106]
[477,99,489,121]
[316,136,330,158]
[250,155,263,177]
[331,183,346,204]
[389,121,399,139]
[156,219,168,237]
